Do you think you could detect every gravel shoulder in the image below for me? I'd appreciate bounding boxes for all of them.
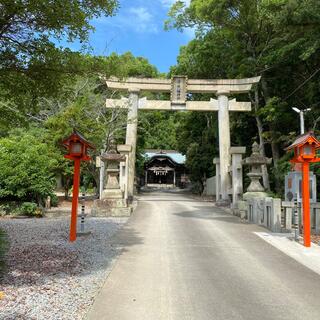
[0,216,129,320]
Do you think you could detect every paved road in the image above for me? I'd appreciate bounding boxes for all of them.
[87,191,320,320]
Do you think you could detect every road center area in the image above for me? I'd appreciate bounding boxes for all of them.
[87,191,320,320]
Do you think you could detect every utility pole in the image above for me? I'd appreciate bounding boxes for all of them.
[292,107,311,134]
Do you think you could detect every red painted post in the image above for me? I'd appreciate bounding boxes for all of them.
[62,130,94,242]
[302,162,311,247]
[286,132,320,247]
[70,158,81,242]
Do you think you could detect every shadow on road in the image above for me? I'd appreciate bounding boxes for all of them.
[140,199,206,203]
[174,209,244,225]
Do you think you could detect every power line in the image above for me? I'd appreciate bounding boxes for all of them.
[284,67,320,101]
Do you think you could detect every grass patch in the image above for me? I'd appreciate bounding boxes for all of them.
[0,229,8,278]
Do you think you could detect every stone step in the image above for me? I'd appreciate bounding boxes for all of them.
[91,206,132,217]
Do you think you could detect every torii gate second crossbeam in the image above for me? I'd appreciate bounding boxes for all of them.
[105,76,261,205]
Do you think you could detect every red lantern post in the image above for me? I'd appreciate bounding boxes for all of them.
[286,131,320,247]
[62,130,95,242]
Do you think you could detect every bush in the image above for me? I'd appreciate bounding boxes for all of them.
[191,181,204,195]
[0,204,12,216]
[0,202,19,216]
[19,202,37,216]
[50,194,59,207]
[0,128,58,205]
[0,201,43,217]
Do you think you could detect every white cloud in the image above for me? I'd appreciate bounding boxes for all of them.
[160,0,175,7]
[128,7,158,33]
[93,6,158,34]
[92,2,193,36]
[129,7,152,22]
[160,0,191,8]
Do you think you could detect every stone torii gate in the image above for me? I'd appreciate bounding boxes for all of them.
[105,76,260,204]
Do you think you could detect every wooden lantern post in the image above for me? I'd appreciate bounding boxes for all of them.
[285,131,320,247]
[62,130,95,242]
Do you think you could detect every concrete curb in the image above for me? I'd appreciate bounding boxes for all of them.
[255,231,320,276]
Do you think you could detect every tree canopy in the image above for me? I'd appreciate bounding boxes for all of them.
[0,0,120,134]
[1,0,118,71]
[166,0,320,194]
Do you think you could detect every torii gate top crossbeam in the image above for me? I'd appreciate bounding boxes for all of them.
[107,75,261,204]
[105,76,261,94]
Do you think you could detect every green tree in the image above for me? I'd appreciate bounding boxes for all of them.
[40,53,159,195]
[175,112,217,191]
[0,128,59,204]
[0,0,118,72]
[167,0,320,193]
[0,1,119,133]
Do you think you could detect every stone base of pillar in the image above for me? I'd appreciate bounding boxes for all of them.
[102,188,123,199]
[216,198,231,207]
[243,191,268,200]
[91,198,132,217]
[232,200,248,219]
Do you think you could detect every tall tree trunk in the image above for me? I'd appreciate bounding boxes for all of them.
[261,77,281,193]
[253,87,270,191]
[64,176,70,200]
[270,125,281,193]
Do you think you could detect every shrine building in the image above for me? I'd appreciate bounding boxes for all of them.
[143,150,189,188]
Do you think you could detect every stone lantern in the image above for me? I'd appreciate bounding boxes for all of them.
[92,141,133,217]
[101,145,125,199]
[243,142,272,199]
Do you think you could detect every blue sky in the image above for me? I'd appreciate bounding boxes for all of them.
[60,0,193,73]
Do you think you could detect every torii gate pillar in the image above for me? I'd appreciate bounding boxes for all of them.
[217,91,231,204]
[126,89,140,201]
[105,76,261,205]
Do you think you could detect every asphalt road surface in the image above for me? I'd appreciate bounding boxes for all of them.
[87,191,320,320]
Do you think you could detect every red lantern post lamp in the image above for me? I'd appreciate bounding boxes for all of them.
[62,130,95,242]
[286,131,320,247]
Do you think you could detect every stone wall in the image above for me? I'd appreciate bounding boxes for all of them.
[282,201,320,234]
[203,176,216,196]
[235,198,320,235]
[236,198,281,233]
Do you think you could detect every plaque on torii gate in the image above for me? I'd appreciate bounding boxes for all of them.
[105,75,260,205]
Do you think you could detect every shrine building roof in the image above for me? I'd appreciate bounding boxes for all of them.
[144,150,186,165]
[285,131,320,151]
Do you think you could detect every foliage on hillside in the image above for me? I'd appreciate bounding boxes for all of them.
[166,0,320,195]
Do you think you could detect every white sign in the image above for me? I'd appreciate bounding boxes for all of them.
[171,76,187,104]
